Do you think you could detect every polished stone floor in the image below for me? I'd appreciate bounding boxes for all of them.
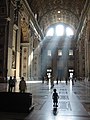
[0,79,90,120]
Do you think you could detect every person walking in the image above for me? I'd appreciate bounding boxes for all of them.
[52,89,59,107]
[19,77,27,93]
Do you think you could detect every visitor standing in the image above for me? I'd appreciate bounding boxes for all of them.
[19,77,27,93]
[8,76,15,92]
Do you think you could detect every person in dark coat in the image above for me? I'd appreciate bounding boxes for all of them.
[19,77,27,93]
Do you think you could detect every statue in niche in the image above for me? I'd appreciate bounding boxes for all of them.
[12,50,16,69]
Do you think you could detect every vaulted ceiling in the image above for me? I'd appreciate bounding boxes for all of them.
[27,0,88,33]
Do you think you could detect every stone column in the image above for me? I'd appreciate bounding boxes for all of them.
[87,43,90,80]
[78,40,83,78]
[87,20,90,80]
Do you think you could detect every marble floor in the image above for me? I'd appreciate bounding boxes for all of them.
[0,79,90,120]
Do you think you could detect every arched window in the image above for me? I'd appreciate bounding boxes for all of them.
[45,23,74,37]
[56,25,64,36]
[46,28,54,36]
[66,27,74,36]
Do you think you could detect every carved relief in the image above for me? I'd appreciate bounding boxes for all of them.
[12,29,16,69]
[21,18,29,43]
[22,47,28,77]
[12,50,16,69]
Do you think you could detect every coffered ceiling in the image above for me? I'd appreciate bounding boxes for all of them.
[27,0,88,32]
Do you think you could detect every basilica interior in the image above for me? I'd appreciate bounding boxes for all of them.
[0,0,89,82]
[0,0,90,120]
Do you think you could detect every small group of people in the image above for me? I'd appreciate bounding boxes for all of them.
[8,76,27,93]
[8,76,17,92]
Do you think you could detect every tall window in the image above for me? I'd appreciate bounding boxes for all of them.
[69,50,73,55]
[47,50,51,56]
[58,50,62,56]
[56,25,64,36]
[66,27,74,36]
[46,28,54,36]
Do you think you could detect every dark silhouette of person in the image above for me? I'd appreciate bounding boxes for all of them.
[52,89,59,107]
[56,77,58,84]
[19,77,27,93]
[72,78,74,85]
[13,76,17,91]
[66,79,68,85]
[8,76,15,92]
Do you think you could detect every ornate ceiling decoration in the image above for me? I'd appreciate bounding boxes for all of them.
[27,0,87,32]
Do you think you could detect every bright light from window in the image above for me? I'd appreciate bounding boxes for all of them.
[58,50,62,56]
[47,50,51,56]
[69,50,73,55]
[46,24,74,37]
[66,27,74,36]
[56,25,64,36]
[46,28,54,36]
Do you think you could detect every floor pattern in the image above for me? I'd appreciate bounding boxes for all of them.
[0,80,90,120]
